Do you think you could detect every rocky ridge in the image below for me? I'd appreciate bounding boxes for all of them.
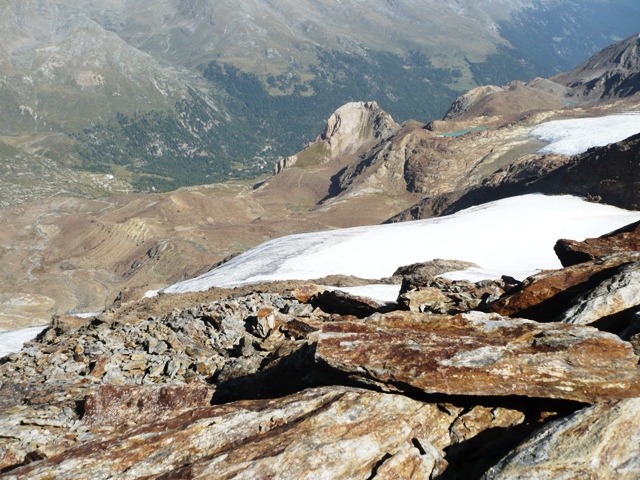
[1,223,640,478]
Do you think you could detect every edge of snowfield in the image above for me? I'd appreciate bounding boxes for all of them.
[160,194,640,295]
[529,111,640,156]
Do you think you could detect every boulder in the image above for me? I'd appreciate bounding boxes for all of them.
[314,289,396,317]
[483,398,640,479]
[555,220,640,267]
[393,259,480,280]
[315,311,640,403]
[559,262,640,328]
[489,252,640,321]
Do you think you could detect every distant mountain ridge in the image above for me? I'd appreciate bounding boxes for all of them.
[1,0,640,203]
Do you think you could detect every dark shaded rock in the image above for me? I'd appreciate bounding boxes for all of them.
[394,259,480,280]
[555,220,640,267]
[314,289,396,318]
[316,311,640,403]
[489,253,640,321]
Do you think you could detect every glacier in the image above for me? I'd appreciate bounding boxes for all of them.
[162,194,640,294]
[530,112,640,155]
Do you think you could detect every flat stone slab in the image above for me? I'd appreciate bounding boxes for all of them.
[316,311,640,403]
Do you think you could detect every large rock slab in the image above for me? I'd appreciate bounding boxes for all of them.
[555,220,640,267]
[5,386,456,480]
[559,262,640,327]
[483,398,640,479]
[316,311,640,403]
[489,252,640,321]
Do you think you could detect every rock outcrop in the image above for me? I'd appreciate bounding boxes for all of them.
[316,310,640,403]
[483,398,640,479]
[555,220,640,267]
[273,155,298,175]
[319,101,400,158]
[489,252,640,322]
[3,237,640,477]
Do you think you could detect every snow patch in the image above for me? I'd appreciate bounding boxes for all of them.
[334,284,402,303]
[0,325,47,358]
[162,195,640,295]
[530,112,640,155]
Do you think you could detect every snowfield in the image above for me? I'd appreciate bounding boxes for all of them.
[530,112,640,155]
[4,194,640,358]
[0,326,47,359]
[162,194,640,295]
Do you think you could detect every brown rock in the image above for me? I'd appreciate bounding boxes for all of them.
[293,284,326,303]
[373,444,448,479]
[483,398,640,479]
[7,387,457,479]
[281,318,321,340]
[393,259,480,280]
[450,406,525,444]
[314,289,395,317]
[490,253,640,321]
[559,262,640,328]
[315,311,640,403]
[555,220,640,267]
[88,355,110,378]
[83,384,216,428]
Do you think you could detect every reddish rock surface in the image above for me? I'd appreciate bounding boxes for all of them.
[83,385,216,428]
[489,253,640,321]
[6,387,457,480]
[555,220,640,267]
[316,311,640,403]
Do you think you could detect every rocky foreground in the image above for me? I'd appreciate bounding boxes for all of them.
[1,223,640,479]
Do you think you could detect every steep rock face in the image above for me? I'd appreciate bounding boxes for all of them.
[316,310,640,403]
[483,398,640,479]
[318,101,400,159]
[553,33,640,101]
[273,155,298,175]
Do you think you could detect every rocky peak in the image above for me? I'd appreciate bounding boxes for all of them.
[553,32,640,100]
[318,101,400,158]
[443,85,504,120]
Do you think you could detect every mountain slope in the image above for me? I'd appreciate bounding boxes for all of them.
[553,33,640,100]
[1,0,640,205]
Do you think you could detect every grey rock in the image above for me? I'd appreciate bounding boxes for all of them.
[483,398,640,479]
[560,262,640,327]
